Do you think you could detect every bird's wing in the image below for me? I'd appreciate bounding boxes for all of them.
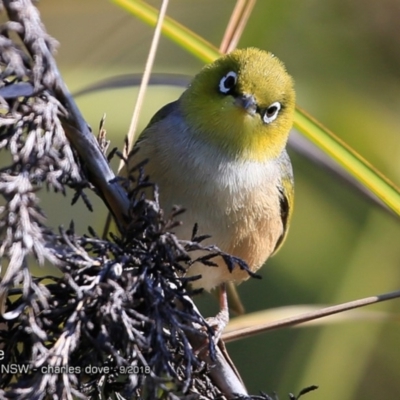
[136,100,179,144]
[272,149,294,254]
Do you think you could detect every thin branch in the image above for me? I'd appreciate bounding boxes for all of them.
[220,0,257,54]
[123,0,169,159]
[222,289,400,343]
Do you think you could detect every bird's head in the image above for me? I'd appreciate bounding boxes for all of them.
[180,48,295,161]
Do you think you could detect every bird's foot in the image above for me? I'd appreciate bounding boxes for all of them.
[206,306,229,344]
[193,304,229,358]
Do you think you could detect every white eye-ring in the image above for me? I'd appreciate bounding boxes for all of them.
[219,71,237,94]
[263,101,281,124]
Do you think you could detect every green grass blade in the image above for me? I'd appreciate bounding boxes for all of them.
[111,0,400,217]
[294,107,400,216]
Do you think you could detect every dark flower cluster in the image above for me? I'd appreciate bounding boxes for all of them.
[0,175,223,399]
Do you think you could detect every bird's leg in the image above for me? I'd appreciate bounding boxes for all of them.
[208,283,229,343]
[194,283,229,356]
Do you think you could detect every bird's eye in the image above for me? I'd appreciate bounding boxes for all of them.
[263,102,281,124]
[219,71,237,94]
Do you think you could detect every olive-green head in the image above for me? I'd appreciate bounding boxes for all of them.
[180,48,295,161]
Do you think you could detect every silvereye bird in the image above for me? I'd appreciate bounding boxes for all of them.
[130,48,295,327]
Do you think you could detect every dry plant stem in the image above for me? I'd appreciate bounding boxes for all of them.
[186,332,247,398]
[222,289,400,343]
[219,0,256,53]
[122,0,170,162]
[3,0,130,226]
[207,342,247,399]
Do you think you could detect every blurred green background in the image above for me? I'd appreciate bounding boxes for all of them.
[32,1,400,398]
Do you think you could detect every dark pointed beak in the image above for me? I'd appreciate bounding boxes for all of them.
[234,94,257,116]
